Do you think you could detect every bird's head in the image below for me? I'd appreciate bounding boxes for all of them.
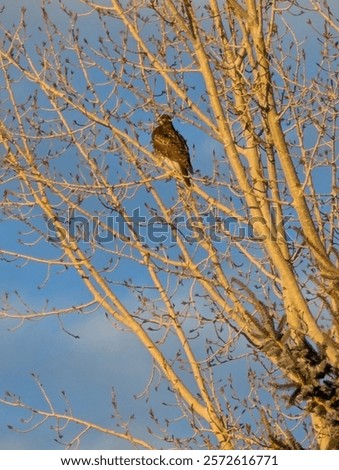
[157,114,173,125]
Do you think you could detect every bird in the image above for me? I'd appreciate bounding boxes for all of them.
[151,114,193,186]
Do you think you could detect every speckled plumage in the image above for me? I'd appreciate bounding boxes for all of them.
[152,114,193,186]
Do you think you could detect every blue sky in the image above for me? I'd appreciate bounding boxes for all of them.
[1,0,337,450]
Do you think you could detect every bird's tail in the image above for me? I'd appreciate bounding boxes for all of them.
[180,165,192,187]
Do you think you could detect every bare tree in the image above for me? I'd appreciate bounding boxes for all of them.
[0,0,338,450]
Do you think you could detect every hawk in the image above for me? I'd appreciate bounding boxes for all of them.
[151,114,193,186]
